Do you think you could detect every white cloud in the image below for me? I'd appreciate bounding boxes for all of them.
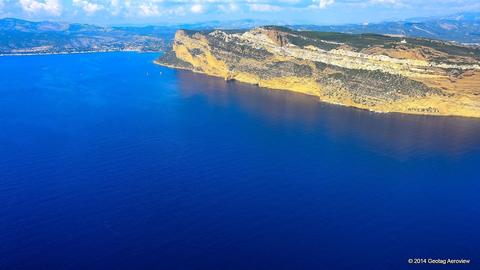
[370,0,400,4]
[6,0,480,23]
[312,0,335,9]
[190,4,204,13]
[168,6,186,16]
[249,4,282,12]
[109,0,121,15]
[73,0,104,14]
[218,2,239,12]
[19,0,62,15]
[369,0,406,7]
[138,2,160,17]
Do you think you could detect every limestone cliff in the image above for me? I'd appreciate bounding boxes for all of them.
[156,27,480,117]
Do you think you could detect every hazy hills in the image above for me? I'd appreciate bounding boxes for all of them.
[0,18,175,55]
[295,12,480,44]
[1,12,479,55]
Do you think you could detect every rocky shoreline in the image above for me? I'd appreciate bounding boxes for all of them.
[0,49,162,57]
[157,27,480,118]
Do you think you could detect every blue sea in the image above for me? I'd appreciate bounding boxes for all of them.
[1,52,479,270]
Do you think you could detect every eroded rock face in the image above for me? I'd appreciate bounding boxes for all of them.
[156,27,480,117]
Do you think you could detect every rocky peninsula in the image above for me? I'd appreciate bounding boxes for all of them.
[156,26,480,117]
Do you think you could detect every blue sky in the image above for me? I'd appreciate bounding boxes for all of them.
[1,0,479,25]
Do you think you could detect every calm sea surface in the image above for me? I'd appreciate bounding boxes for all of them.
[1,52,480,270]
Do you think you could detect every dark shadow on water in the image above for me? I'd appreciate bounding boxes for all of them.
[175,70,480,159]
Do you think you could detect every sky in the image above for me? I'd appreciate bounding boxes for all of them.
[0,0,479,25]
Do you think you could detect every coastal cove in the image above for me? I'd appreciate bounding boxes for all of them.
[1,52,480,270]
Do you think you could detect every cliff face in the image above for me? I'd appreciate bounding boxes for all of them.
[156,27,480,117]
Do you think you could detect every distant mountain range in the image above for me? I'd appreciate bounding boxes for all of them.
[167,12,480,44]
[294,12,480,44]
[1,12,479,55]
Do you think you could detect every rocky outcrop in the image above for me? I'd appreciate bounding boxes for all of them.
[156,27,480,118]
